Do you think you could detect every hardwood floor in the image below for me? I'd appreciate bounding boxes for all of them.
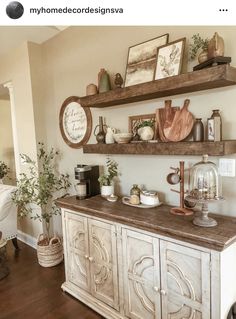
[0,241,103,319]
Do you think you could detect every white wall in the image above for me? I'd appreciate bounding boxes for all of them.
[37,26,236,224]
[9,26,236,237]
[0,42,42,238]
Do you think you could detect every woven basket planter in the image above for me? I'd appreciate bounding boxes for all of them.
[37,234,63,267]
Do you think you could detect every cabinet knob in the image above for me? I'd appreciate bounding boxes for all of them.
[84,255,89,259]
[88,256,94,262]
[153,286,159,292]
[160,289,167,296]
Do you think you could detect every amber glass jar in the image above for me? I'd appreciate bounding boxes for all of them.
[130,184,141,196]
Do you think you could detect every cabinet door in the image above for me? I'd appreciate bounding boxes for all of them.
[88,219,119,310]
[160,241,210,319]
[122,229,161,319]
[65,212,90,292]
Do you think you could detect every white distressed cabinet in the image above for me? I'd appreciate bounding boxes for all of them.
[63,211,119,312]
[58,196,236,319]
[122,228,210,319]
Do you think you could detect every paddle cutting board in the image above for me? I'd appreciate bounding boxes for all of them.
[164,99,194,142]
[156,100,180,142]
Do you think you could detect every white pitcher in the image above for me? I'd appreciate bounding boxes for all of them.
[105,127,116,144]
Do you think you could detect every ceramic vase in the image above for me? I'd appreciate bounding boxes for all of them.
[208,32,224,59]
[101,185,114,198]
[198,50,208,63]
[105,127,116,144]
[138,126,154,141]
[94,116,106,144]
[98,69,111,93]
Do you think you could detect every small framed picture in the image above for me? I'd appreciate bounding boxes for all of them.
[154,38,186,80]
[207,118,215,141]
[124,34,169,87]
[128,113,156,138]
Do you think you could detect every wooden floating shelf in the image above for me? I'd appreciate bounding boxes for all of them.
[80,65,236,108]
[83,140,236,156]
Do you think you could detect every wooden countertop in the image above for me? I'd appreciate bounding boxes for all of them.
[56,195,236,252]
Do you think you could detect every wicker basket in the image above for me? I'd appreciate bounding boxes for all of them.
[37,234,63,267]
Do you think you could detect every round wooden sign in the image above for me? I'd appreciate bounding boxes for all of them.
[59,96,92,148]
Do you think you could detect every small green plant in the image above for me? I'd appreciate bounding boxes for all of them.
[0,161,10,179]
[11,143,71,238]
[137,119,155,129]
[189,33,209,60]
[98,158,118,186]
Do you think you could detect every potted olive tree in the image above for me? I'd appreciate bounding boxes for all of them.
[98,158,118,197]
[11,143,71,267]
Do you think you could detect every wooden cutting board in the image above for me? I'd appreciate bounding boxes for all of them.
[164,99,194,142]
[156,100,180,142]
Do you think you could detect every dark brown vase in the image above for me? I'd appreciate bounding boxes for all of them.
[94,116,106,144]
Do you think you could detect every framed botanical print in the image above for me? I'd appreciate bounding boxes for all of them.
[59,96,92,148]
[124,34,169,87]
[154,38,186,80]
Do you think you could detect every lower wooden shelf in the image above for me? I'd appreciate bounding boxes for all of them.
[83,140,236,156]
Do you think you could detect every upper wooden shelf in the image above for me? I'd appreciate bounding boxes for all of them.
[80,65,236,108]
[83,140,236,156]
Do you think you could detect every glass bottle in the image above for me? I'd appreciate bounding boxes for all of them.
[192,118,204,141]
[129,184,140,205]
[211,109,222,141]
[130,184,141,196]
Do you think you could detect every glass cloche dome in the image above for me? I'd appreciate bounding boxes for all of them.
[189,154,222,201]
[186,154,223,227]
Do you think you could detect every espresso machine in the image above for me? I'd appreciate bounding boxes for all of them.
[74,165,100,199]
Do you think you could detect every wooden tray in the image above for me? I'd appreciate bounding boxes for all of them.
[122,196,162,209]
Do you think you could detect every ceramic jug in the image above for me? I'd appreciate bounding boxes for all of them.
[105,127,116,144]
[208,32,224,59]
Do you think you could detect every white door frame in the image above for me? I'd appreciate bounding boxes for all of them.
[4,81,21,178]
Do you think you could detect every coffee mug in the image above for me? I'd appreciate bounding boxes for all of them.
[166,172,180,185]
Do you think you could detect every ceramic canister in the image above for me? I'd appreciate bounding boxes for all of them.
[140,190,159,206]
[86,83,98,95]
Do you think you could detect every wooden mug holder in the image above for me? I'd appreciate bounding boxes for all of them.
[167,161,193,216]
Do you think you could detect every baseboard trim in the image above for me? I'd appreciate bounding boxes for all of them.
[17,230,37,249]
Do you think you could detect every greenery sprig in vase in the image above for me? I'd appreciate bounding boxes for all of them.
[98,158,118,186]
[98,158,118,197]
[11,142,71,239]
[189,33,209,62]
